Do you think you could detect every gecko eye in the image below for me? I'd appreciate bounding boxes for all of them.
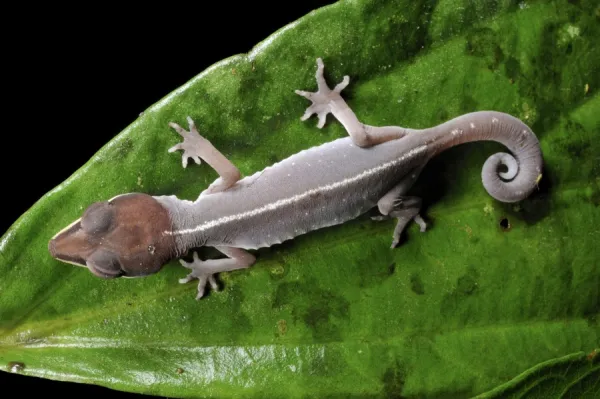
[81,201,115,236]
[87,249,123,279]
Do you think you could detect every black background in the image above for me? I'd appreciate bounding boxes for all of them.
[1,1,336,397]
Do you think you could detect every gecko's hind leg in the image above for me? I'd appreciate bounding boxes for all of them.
[376,197,427,248]
[372,167,427,248]
[178,247,256,300]
[375,165,425,216]
[168,117,241,195]
[295,58,414,147]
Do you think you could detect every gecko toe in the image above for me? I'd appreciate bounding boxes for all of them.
[208,275,219,291]
[179,275,193,284]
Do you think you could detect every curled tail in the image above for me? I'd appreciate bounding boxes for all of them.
[429,111,543,203]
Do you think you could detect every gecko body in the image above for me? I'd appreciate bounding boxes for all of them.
[49,59,543,299]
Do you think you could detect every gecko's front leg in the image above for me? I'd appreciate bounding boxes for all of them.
[169,117,241,196]
[179,247,256,299]
[296,58,414,147]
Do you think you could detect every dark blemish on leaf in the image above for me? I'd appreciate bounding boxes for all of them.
[238,66,269,125]
[583,294,599,328]
[176,367,184,374]
[277,319,287,336]
[126,302,133,306]
[8,362,25,373]
[358,257,396,288]
[410,274,425,295]
[381,361,407,399]
[499,217,511,231]
[505,57,521,83]
[558,266,573,290]
[273,278,349,342]
[557,121,590,157]
[587,349,597,361]
[591,189,600,207]
[566,42,573,55]
[227,285,252,337]
[388,262,396,275]
[527,23,570,135]
[457,269,479,296]
[115,137,134,159]
[440,266,480,320]
[466,27,504,70]
[493,45,505,69]
[304,298,349,342]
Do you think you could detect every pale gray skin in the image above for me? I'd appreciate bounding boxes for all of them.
[49,58,543,299]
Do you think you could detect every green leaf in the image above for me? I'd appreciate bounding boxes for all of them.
[1,0,599,397]
[475,350,599,399]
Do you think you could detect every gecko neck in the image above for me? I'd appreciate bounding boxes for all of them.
[153,194,213,256]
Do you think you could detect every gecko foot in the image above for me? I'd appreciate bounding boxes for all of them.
[389,213,427,248]
[168,116,207,169]
[295,58,350,128]
[178,252,220,300]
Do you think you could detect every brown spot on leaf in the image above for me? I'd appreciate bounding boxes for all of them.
[8,361,25,373]
[277,319,287,336]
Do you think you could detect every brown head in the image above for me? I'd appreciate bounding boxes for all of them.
[48,193,176,278]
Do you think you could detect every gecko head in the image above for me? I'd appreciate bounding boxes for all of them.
[48,193,176,279]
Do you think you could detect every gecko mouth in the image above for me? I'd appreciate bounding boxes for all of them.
[87,261,124,279]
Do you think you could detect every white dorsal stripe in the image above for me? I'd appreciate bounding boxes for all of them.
[165,145,427,237]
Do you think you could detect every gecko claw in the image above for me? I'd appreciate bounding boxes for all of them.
[333,76,350,93]
[296,58,350,129]
[178,251,220,299]
[414,215,427,233]
[294,90,314,100]
[168,117,208,169]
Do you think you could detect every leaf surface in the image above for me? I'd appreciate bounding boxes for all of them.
[1,1,599,397]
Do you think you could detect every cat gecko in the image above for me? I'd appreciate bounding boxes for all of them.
[48,58,543,299]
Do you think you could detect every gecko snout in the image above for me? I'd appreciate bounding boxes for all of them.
[49,219,91,267]
[49,193,177,278]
